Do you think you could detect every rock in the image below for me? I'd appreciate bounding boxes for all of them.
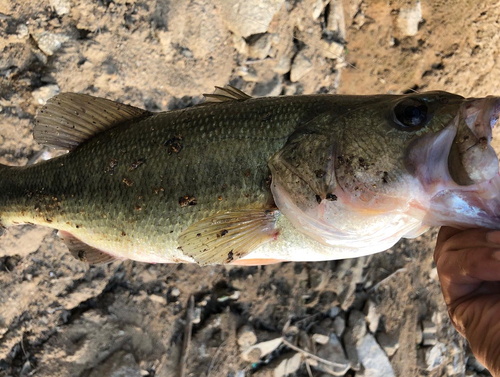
[17,24,28,38]
[237,325,258,350]
[467,354,487,372]
[312,334,330,345]
[33,32,70,56]
[89,351,142,377]
[312,0,329,20]
[215,0,285,38]
[356,334,395,377]
[397,0,422,37]
[290,51,313,82]
[318,40,345,60]
[273,55,291,74]
[236,66,259,82]
[325,0,346,40]
[32,85,60,105]
[192,307,202,324]
[343,310,366,371]
[252,74,282,97]
[241,338,283,362]
[348,310,367,340]
[424,343,445,371]
[363,300,380,333]
[170,288,180,297]
[329,307,341,318]
[446,342,465,375]
[148,294,166,305]
[421,319,437,346]
[376,332,399,357]
[314,334,350,376]
[50,0,71,15]
[333,316,345,337]
[247,33,273,60]
[274,353,302,377]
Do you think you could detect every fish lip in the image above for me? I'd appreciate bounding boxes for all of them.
[448,97,500,186]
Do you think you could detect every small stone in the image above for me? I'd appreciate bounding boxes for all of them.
[446,342,465,375]
[290,51,313,82]
[429,267,438,281]
[415,324,423,345]
[252,74,282,97]
[325,0,346,40]
[397,0,422,37]
[33,32,70,56]
[170,288,180,297]
[237,325,258,350]
[333,316,345,337]
[356,334,395,377]
[17,24,28,38]
[421,320,437,346]
[363,300,380,333]
[343,310,366,371]
[247,33,273,60]
[32,84,60,105]
[312,334,330,345]
[241,338,282,362]
[312,0,329,20]
[314,334,350,376]
[89,351,142,377]
[273,353,302,377]
[424,343,445,371]
[319,40,345,59]
[348,310,367,340]
[273,55,291,74]
[236,66,259,82]
[329,306,341,318]
[233,35,249,55]
[376,332,399,357]
[192,307,202,324]
[216,0,285,38]
[140,370,149,376]
[50,0,71,15]
[149,294,166,305]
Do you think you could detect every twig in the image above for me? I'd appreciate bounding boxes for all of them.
[179,295,195,377]
[207,340,226,377]
[305,360,314,377]
[281,338,346,368]
[368,268,407,293]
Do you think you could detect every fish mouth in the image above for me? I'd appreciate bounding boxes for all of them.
[448,96,500,188]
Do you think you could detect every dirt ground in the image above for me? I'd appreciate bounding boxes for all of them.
[0,0,499,376]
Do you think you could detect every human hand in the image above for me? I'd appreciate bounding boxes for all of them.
[434,226,500,376]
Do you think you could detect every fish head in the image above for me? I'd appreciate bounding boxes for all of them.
[269,92,500,252]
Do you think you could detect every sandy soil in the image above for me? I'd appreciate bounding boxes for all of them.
[0,0,499,376]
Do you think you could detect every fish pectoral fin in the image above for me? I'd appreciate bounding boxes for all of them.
[201,85,252,105]
[34,93,151,150]
[58,231,117,265]
[177,209,279,266]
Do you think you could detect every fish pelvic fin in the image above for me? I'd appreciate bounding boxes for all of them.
[34,93,151,150]
[177,209,279,265]
[58,231,118,265]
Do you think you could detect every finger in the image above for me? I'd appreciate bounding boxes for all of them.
[442,246,500,281]
[436,227,496,256]
[435,226,464,263]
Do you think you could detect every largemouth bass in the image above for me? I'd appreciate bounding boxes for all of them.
[0,86,499,265]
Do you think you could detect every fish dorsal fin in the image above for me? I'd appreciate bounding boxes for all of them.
[34,93,151,150]
[58,231,118,265]
[177,209,278,265]
[202,85,252,104]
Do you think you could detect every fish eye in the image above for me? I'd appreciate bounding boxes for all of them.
[392,98,430,130]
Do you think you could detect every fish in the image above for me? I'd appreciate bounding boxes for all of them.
[0,86,499,266]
